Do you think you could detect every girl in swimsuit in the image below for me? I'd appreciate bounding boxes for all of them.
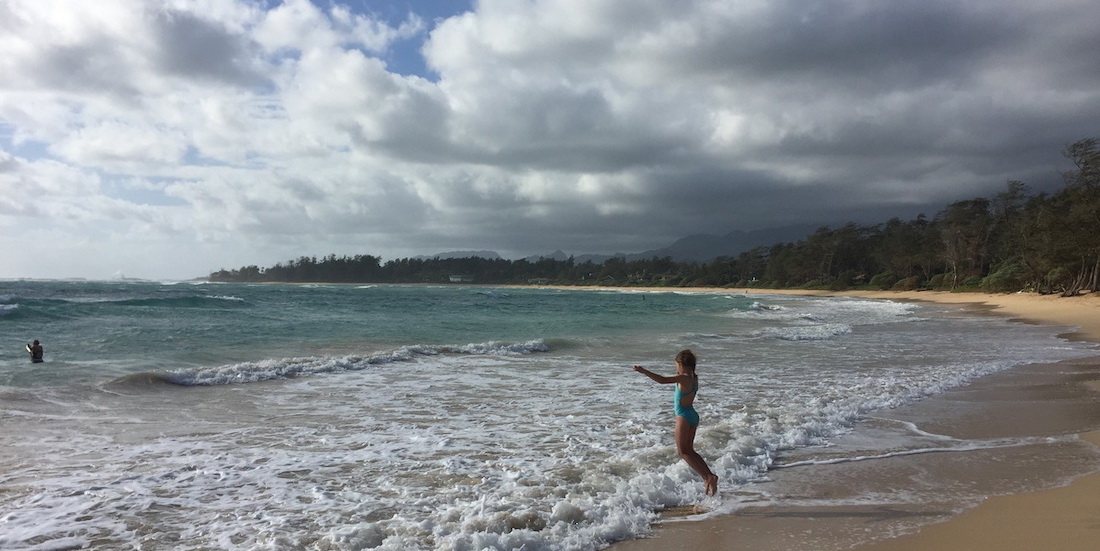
[633,349,719,496]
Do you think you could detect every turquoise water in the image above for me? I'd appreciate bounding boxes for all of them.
[1,280,1097,550]
[1,282,751,387]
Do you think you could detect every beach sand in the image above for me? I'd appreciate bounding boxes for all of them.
[607,289,1100,551]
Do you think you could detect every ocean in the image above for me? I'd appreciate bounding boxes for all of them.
[1,281,1097,551]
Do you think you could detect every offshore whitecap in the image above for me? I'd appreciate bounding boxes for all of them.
[0,281,1096,550]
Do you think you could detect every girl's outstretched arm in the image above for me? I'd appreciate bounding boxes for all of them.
[633,365,690,385]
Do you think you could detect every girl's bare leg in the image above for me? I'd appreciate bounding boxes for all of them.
[675,417,719,495]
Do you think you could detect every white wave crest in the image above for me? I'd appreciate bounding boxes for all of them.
[208,295,245,302]
[754,323,853,341]
[163,339,550,386]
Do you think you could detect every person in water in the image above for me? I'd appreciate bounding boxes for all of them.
[633,349,719,496]
[26,340,44,363]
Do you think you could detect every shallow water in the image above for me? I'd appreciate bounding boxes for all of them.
[1,281,1096,550]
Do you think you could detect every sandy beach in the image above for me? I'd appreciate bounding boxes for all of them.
[608,289,1100,551]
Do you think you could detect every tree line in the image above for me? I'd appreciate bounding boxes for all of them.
[209,138,1099,296]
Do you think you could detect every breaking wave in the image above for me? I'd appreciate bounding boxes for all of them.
[106,339,551,388]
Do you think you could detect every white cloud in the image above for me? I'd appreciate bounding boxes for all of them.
[1,0,1099,279]
[255,0,421,54]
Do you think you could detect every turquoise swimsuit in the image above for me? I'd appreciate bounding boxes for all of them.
[674,376,700,427]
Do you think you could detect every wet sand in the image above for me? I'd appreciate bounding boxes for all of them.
[608,290,1100,551]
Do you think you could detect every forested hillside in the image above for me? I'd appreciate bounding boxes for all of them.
[209,138,1099,296]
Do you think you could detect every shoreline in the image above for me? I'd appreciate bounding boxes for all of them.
[606,288,1100,551]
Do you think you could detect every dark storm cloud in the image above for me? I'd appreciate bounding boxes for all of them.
[415,0,1098,195]
[700,1,1010,85]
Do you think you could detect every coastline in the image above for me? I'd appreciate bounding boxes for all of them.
[605,289,1100,551]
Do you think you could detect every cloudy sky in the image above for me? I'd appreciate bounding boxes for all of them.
[2,0,1098,280]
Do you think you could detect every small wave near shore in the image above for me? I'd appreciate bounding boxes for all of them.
[104,339,551,388]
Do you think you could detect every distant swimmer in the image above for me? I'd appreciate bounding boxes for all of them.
[26,340,43,363]
[634,349,719,496]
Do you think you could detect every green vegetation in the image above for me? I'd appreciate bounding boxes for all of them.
[209,138,1100,296]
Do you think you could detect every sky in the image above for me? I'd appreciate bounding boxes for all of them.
[1,0,1098,280]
